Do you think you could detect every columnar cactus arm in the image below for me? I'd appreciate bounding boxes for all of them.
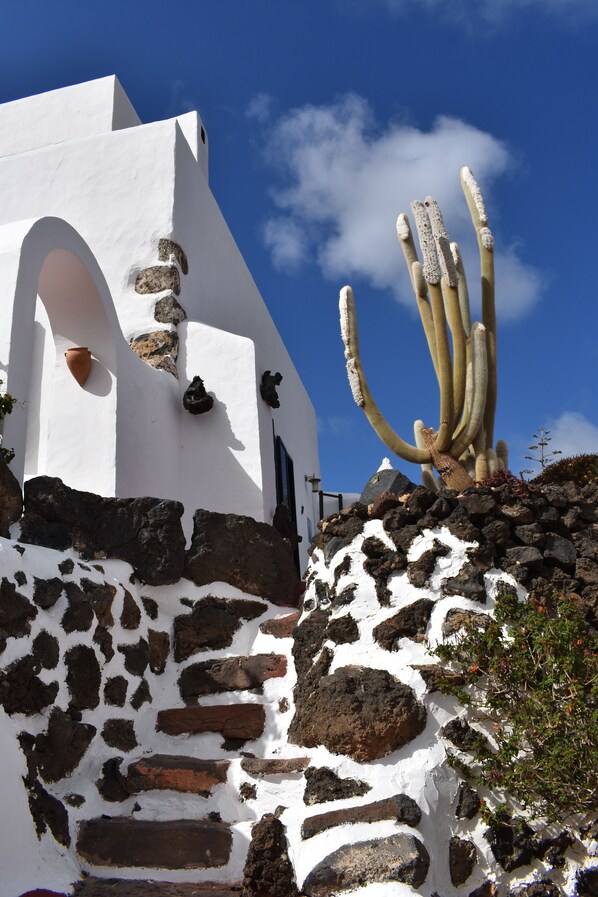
[450,323,488,459]
[496,439,509,470]
[396,214,439,381]
[461,166,497,452]
[411,201,454,452]
[340,286,430,464]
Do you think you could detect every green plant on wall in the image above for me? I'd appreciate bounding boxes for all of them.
[340,167,508,490]
[434,590,598,821]
[0,379,17,464]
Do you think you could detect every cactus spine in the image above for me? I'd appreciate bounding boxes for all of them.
[340,166,508,490]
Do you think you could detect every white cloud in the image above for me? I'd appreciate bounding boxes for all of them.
[258,94,542,321]
[246,92,274,124]
[545,412,598,457]
[365,0,598,24]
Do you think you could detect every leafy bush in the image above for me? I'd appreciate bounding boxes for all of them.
[435,591,598,821]
[533,453,598,488]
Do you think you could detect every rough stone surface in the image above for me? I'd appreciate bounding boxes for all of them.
[158,239,189,275]
[442,608,491,637]
[77,818,232,870]
[0,576,37,639]
[131,679,152,709]
[303,767,370,805]
[135,265,181,295]
[373,598,434,648]
[184,509,300,606]
[174,597,267,661]
[241,758,310,777]
[96,758,130,802]
[259,612,300,639]
[131,330,178,376]
[180,654,287,700]
[303,833,430,894]
[360,469,416,505]
[413,664,466,692]
[455,782,481,819]
[127,755,230,797]
[21,477,186,585]
[302,794,421,839]
[154,293,187,325]
[289,666,426,762]
[61,582,94,632]
[148,629,170,674]
[32,576,63,609]
[120,590,141,629]
[0,456,22,536]
[510,882,562,897]
[442,718,484,751]
[34,708,96,782]
[183,376,214,414]
[65,645,101,710]
[450,836,477,885]
[0,655,58,715]
[157,704,266,741]
[74,882,241,896]
[102,719,138,752]
[27,779,71,847]
[484,820,536,872]
[32,630,60,670]
[443,563,487,602]
[408,542,448,587]
[242,813,298,897]
[118,637,149,677]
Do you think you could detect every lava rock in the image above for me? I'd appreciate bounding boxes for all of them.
[174,596,266,661]
[413,664,466,693]
[360,469,416,505]
[96,757,130,802]
[260,612,301,639]
[32,576,63,609]
[65,645,101,710]
[183,376,214,414]
[325,613,359,644]
[120,590,141,629]
[32,631,59,670]
[443,563,487,602]
[135,265,180,294]
[21,477,186,585]
[303,767,370,805]
[61,582,94,632]
[154,293,187,325]
[484,819,536,872]
[35,708,96,782]
[148,629,170,674]
[442,608,491,638]
[130,679,152,710]
[408,543,448,588]
[544,533,577,567]
[0,577,37,638]
[104,676,128,707]
[302,794,421,839]
[27,778,70,846]
[449,836,477,885]
[179,654,286,700]
[102,719,137,752]
[0,455,23,536]
[289,666,426,762]
[455,782,481,819]
[118,638,149,677]
[242,813,298,897]
[441,718,486,751]
[302,833,430,894]
[185,509,300,606]
[373,599,434,649]
[0,655,58,715]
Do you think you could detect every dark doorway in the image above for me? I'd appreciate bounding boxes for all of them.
[274,434,300,572]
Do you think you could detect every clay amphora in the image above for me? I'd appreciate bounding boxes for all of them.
[65,347,92,387]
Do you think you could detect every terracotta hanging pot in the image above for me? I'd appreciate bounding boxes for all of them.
[65,347,92,387]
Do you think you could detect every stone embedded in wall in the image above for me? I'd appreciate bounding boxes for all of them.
[174,596,267,661]
[148,629,170,674]
[291,609,331,679]
[302,833,430,895]
[120,590,141,629]
[407,541,449,588]
[127,755,230,797]
[77,817,232,870]
[0,655,58,715]
[450,836,477,885]
[158,238,189,275]
[302,794,421,840]
[303,767,371,805]
[242,813,298,897]
[94,625,114,661]
[362,536,407,605]
[58,558,75,575]
[129,330,179,377]
[27,778,71,847]
[0,577,37,641]
[184,509,300,607]
[65,645,101,710]
[34,707,96,782]
[154,293,187,325]
[104,676,128,706]
[21,477,186,585]
[360,469,416,505]
[442,608,491,638]
[179,654,287,699]
[241,758,310,777]
[32,630,60,669]
[118,637,149,677]
[455,782,482,819]
[325,613,359,644]
[156,703,266,741]
[0,455,22,536]
[141,596,159,619]
[289,666,426,762]
[413,664,466,693]
[259,612,300,639]
[74,881,244,896]
[96,758,130,802]
[510,883,563,897]
[62,582,94,632]
[441,718,487,752]
[373,598,434,649]
[484,819,536,872]
[33,576,63,608]
[443,562,487,602]
[135,265,181,295]
[102,719,138,752]
[182,375,214,414]
[131,679,152,709]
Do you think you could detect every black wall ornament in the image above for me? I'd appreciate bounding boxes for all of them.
[260,370,283,409]
[183,376,214,414]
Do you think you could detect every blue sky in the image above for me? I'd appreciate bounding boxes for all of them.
[2,0,597,492]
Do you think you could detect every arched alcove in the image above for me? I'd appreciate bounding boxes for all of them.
[24,248,117,494]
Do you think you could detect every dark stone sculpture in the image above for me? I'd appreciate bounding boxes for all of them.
[260,370,283,408]
[183,376,214,414]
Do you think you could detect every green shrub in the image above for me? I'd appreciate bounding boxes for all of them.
[435,591,598,821]
[533,453,598,488]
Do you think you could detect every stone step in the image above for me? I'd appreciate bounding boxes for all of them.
[73,881,241,896]
[77,818,232,870]
[156,704,265,740]
[126,755,230,797]
[178,654,287,700]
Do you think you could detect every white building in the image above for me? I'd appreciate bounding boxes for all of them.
[0,76,320,567]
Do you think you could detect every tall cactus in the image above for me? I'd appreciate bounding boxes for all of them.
[340,166,508,490]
